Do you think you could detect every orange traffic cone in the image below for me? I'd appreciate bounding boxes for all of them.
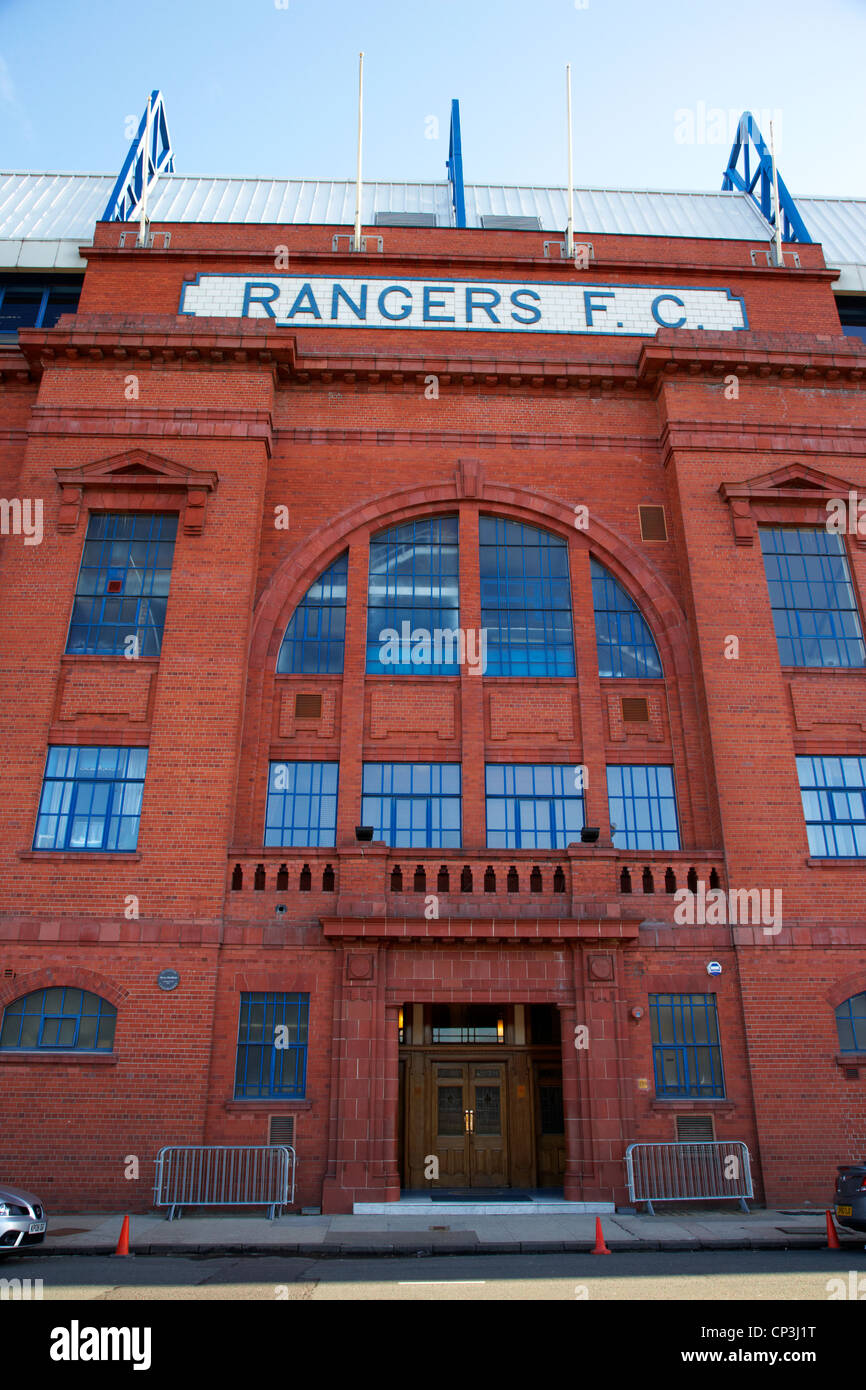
[113,1214,131,1257]
[825,1209,841,1250]
[592,1216,611,1255]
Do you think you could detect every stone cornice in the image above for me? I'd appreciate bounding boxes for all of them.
[8,322,866,393]
[639,329,866,388]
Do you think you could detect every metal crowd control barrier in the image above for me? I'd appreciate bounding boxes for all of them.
[153,1145,295,1221]
[625,1141,753,1214]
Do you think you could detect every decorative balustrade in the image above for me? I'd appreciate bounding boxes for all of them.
[225,847,727,923]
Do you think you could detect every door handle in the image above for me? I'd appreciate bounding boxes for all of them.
[467,1109,475,1134]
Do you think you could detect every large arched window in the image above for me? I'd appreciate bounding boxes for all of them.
[479,517,575,676]
[366,516,459,674]
[277,552,348,674]
[591,558,663,678]
[835,992,866,1052]
[0,987,117,1051]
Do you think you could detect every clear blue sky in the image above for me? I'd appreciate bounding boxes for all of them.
[1,0,863,196]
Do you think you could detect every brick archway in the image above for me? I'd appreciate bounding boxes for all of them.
[251,472,690,678]
[0,965,129,1012]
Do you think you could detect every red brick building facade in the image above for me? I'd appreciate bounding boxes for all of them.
[1,183,865,1214]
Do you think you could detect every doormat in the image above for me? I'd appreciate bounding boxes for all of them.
[430,1193,532,1202]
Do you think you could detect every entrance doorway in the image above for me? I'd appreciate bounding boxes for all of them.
[433,1060,508,1186]
[398,1004,565,1190]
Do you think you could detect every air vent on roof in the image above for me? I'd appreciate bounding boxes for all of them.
[374,212,438,228]
[675,1115,715,1142]
[480,215,542,231]
[269,1115,295,1146]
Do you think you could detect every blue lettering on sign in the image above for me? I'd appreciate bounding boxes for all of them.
[651,294,687,328]
[241,282,281,318]
[465,287,501,324]
[510,289,542,325]
[331,284,368,320]
[583,291,615,327]
[286,283,322,319]
[423,286,456,323]
[378,286,412,321]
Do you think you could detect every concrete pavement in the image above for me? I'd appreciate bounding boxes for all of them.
[17,1206,866,1258]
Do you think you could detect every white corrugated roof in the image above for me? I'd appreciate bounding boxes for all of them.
[0,172,864,281]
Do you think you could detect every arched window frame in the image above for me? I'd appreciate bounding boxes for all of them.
[591,557,663,679]
[0,987,118,1052]
[277,551,348,674]
[835,992,866,1053]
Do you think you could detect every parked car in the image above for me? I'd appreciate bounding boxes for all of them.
[0,1184,47,1252]
[834,1162,866,1233]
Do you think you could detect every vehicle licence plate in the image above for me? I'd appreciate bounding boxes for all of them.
[28,1221,46,1234]
[836,1205,853,1218]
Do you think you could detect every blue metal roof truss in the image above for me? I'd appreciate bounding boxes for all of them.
[447,99,466,229]
[101,90,174,223]
[722,111,811,243]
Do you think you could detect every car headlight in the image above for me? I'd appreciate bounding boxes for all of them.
[0,1203,27,1217]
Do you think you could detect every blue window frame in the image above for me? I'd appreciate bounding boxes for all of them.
[33,746,148,852]
[0,988,117,1051]
[265,761,338,847]
[0,275,82,335]
[362,763,462,847]
[835,993,866,1052]
[277,552,348,674]
[66,512,178,658]
[797,755,866,858]
[759,528,865,668]
[479,516,575,676]
[607,764,679,850]
[366,516,460,674]
[234,992,309,1099]
[485,764,584,849]
[649,994,725,1098]
[591,558,663,678]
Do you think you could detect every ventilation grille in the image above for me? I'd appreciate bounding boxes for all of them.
[374,212,438,227]
[295,693,322,718]
[675,1115,714,1142]
[639,505,668,542]
[269,1115,296,1146]
[480,214,542,230]
[622,697,649,723]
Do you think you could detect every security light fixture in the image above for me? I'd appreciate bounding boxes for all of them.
[581,827,600,844]
[355,826,373,842]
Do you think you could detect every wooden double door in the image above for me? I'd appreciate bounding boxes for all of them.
[432,1060,509,1187]
[400,1049,565,1189]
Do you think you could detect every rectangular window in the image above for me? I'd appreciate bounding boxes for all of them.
[234,993,309,1099]
[607,764,679,851]
[649,994,725,1098]
[485,764,584,849]
[265,762,338,847]
[33,746,148,852]
[479,516,575,677]
[66,513,178,658]
[759,527,865,668]
[797,755,866,858]
[366,516,460,674]
[362,762,461,847]
[0,275,82,335]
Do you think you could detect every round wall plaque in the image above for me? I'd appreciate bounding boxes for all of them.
[157,969,180,992]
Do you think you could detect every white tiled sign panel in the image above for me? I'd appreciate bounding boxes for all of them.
[180,275,747,336]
